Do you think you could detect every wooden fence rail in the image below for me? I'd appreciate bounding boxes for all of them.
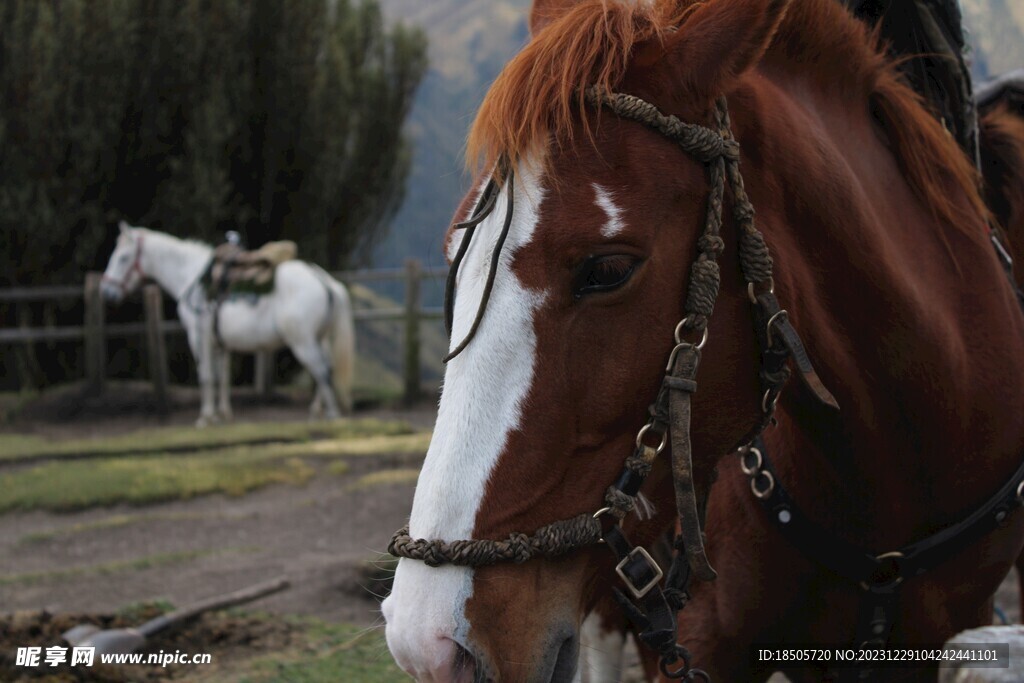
[0,260,446,406]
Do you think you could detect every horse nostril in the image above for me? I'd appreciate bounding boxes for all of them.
[549,634,579,683]
[452,640,481,682]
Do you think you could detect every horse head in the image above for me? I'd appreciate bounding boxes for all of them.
[384,1,791,680]
[101,221,147,303]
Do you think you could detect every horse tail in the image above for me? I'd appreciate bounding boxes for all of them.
[310,265,356,414]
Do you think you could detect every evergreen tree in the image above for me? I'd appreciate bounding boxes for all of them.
[0,0,428,285]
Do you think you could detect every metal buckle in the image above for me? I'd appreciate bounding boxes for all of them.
[614,546,664,599]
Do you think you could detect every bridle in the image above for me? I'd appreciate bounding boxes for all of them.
[389,85,1024,681]
[391,88,835,680]
[101,234,145,297]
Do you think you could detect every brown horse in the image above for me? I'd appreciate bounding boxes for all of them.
[383,0,1024,681]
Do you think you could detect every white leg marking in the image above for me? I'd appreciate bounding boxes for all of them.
[384,161,547,678]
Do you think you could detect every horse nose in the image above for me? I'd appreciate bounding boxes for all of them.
[100,283,120,303]
[384,626,477,681]
[384,561,485,681]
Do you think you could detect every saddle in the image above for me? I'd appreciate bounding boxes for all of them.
[204,240,297,298]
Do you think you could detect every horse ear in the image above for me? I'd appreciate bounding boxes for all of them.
[529,0,580,36]
[119,220,129,235]
[643,0,791,98]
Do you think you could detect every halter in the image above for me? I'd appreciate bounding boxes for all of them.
[101,233,145,296]
[390,85,1023,681]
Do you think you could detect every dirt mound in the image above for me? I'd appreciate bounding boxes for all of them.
[0,608,295,682]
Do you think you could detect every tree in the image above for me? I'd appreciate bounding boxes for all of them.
[0,0,428,286]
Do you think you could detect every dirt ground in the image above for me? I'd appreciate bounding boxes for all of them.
[0,389,1020,682]
[0,392,432,626]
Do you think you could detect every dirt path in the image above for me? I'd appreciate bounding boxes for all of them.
[0,394,1020,683]
[0,462,415,626]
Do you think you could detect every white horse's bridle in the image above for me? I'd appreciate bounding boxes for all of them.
[102,233,145,296]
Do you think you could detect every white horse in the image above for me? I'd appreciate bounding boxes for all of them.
[100,222,355,426]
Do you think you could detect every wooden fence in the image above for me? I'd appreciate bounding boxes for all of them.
[0,260,446,408]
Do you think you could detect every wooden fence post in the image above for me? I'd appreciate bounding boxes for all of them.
[83,272,106,395]
[254,351,274,396]
[143,284,170,414]
[403,259,422,404]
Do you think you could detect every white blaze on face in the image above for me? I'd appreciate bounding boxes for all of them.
[384,161,547,677]
[593,184,625,237]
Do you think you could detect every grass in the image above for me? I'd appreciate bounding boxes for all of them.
[0,417,414,462]
[0,428,429,513]
[0,549,215,587]
[280,432,432,459]
[0,450,316,512]
[0,410,428,512]
[347,468,421,491]
[226,620,404,683]
[326,461,351,476]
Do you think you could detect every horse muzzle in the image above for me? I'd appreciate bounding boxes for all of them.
[100,281,124,304]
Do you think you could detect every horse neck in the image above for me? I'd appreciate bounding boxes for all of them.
[138,230,212,301]
[731,71,1024,545]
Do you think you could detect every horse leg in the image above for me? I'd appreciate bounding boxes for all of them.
[195,309,219,428]
[290,339,341,420]
[323,337,354,414]
[216,348,233,421]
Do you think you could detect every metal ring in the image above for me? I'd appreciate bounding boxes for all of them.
[761,388,780,415]
[747,278,775,304]
[673,318,709,349]
[1016,479,1024,504]
[665,340,707,372]
[740,447,763,476]
[765,309,788,347]
[659,645,693,680]
[592,507,616,544]
[875,551,905,561]
[860,551,906,591]
[750,470,775,499]
[635,422,668,454]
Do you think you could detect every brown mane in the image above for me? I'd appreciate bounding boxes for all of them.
[467,0,986,234]
[466,0,694,172]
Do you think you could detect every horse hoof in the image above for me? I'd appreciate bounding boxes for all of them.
[195,417,211,428]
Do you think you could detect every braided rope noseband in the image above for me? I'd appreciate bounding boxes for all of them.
[389,87,775,568]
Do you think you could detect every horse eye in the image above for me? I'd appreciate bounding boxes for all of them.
[573,254,638,298]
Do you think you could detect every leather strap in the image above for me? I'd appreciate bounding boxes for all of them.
[667,345,718,582]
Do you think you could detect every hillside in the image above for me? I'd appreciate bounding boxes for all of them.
[371,0,1024,270]
[373,0,529,271]
[962,0,1024,79]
